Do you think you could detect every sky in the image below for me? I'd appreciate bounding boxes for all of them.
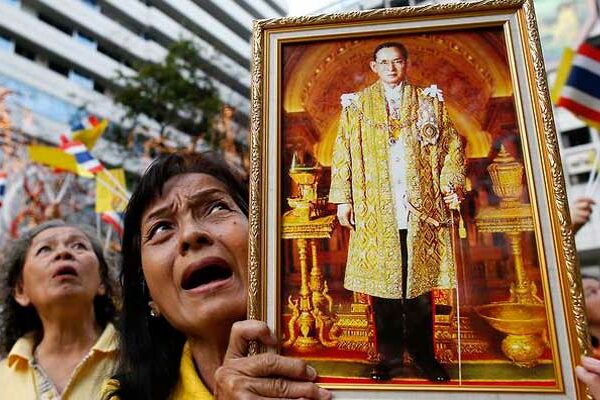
[286,0,339,16]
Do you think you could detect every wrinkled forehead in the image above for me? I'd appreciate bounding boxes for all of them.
[141,172,232,218]
[31,226,89,246]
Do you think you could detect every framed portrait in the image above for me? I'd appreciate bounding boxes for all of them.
[248,0,589,398]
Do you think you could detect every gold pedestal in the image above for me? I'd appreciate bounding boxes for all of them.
[474,146,547,367]
[282,214,338,351]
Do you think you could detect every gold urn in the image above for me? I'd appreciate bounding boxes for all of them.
[475,303,547,367]
[287,154,323,221]
[487,145,524,208]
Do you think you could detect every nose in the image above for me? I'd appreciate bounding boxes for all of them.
[178,219,213,255]
[54,245,74,261]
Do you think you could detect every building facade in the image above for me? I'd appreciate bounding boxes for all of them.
[0,0,286,171]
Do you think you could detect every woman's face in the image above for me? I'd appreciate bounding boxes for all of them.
[15,227,104,311]
[584,277,600,324]
[140,173,248,336]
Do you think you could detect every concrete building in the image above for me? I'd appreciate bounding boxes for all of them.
[0,0,287,171]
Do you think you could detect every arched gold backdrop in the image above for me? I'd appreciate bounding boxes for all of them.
[282,28,513,165]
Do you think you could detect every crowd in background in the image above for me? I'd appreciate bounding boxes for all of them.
[0,153,597,399]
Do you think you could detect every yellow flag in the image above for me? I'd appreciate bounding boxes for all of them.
[72,119,108,150]
[96,168,127,213]
[551,47,574,104]
[27,145,93,178]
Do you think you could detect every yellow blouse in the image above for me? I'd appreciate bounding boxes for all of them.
[0,322,118,400]
[102,341,213,400]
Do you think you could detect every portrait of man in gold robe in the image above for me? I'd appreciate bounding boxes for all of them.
[329,42,466,382]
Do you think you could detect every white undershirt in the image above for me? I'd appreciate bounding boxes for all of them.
[384,82,409,229]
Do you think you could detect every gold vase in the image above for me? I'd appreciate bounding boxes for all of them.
[487,145,524,208]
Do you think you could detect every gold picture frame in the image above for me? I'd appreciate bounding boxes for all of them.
[248,1,589,398]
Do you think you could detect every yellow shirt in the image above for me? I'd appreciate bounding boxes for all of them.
[102,341,213,400]
[0,323,118,400]
[171,342,213,400]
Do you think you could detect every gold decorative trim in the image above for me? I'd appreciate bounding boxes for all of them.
[248,19,265,326]
[520,0,588,397]
[254,0,523,31]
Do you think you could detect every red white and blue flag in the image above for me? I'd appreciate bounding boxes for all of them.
[557,36,600,129]
[101,211,124,237]
[69,110,100,132]
[60,135,104,174]
[0,171,6,207]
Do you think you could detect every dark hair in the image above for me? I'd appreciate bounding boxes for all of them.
[0,219,118,355]
[107,151,248,400]
[372,41,408,61]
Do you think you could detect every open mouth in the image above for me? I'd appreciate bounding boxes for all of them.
[53,266,78,278]
[181,259,233,291]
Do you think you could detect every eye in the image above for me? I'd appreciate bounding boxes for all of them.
[147,221,173,240]
[35,245,51,255]
[72,242,88,250]
[208,201,231,215]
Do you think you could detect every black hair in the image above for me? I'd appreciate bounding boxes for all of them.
[106,151,248,400]
[372,41,409,61]
[0,219,118,355]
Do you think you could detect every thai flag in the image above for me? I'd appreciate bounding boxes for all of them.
[69,111,100,132]
[557,36,600,129]
[0,172,6,207]
[101,211,124,237]
[60,135,104,174]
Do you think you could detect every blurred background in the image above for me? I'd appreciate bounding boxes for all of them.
[0,0,597,272]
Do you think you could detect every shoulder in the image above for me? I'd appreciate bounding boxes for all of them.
[340,82,378,109]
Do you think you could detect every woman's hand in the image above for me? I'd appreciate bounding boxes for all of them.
[576,356,600,399]
[214,320,332,400]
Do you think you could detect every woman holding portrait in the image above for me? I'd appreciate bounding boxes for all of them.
[104,152,331,399]
[0,219,119,399]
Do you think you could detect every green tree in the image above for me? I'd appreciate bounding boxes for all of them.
[114,39,222,147]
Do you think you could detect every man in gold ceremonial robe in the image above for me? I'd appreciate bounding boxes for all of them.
[329,42,465,382]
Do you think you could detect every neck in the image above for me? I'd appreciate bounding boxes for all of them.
[188,323,232,393]
[36,304,101,357]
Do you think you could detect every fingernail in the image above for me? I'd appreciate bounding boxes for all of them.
[306,365,318,380]
[318,387,332,399]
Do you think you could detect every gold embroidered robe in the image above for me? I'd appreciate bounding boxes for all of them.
[329,81,465,299]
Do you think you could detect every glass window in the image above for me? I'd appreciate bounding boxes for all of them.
[79,0,100,9]
[69,70,95,90]
[73,31,97,50]
[0,34,14,53]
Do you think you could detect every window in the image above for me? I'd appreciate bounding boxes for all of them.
[69,70,94,90]
[14,43,35,60]
[73,31,97,50]
[561,126,591,147]
[38,14,73,36]
[0,34,14,53]
[79,0,99,9]
[48,60,69,76]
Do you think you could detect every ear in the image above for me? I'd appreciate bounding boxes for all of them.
[369,60,378,74]
[13,279,31,307]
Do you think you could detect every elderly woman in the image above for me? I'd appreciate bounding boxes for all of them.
[105,152,330,399]
[0,219,119,399]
